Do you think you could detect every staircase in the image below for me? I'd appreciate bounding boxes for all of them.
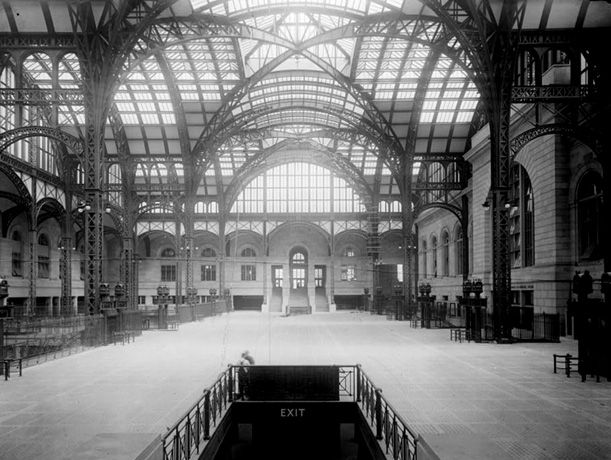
[287,288,311,315]
[315,287,329,312]
[270,287,283,312]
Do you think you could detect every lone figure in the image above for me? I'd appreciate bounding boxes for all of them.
[237,350,254,399]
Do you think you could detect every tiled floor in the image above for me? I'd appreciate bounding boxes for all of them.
[1,311,610,460]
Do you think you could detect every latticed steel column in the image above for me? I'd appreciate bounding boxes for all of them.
[28,228,37,316]
[121,236,134,309]
[218,218,226,297]
[461,195,470,282]
[60,236,72,316]
[183,200,195,297]
[470,0,525,341]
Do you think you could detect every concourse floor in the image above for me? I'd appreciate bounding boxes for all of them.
[1,311,610,460]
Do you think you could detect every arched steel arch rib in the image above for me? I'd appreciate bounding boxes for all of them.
[223,138,375,213]
[196,103,401,178]
[220,126,402,181]
[108,105,136,194]
[35,197,66,227]
[413,202,463,221]
[0,126,84,160]
[0,163,34,233]
[125,13,475,157]
[155,52,193,193]
[510,124,604,160]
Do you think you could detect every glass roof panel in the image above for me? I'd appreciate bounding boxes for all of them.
[114,59,175,126]
[22,53,53,89]
[193,0,403,17]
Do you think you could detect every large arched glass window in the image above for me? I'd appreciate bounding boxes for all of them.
[577,171,603,260]
[454,225,463,275]
[231,162,366,214]
[509,164,535,268]
[441,230,450,276]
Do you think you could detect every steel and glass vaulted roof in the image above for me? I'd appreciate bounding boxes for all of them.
[3,0,611,212]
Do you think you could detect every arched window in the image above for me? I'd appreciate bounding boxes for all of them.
[455,225,463,275]
[343,246,355,257]
[37,233,50,279]
[201,247,216,257]
[11,230,23,277]
[509,164,535,268]
[241,247,256,257]
[577,171,603,260]
[441,230,450,277]
[161,247,175,257]
[421,240,427,278]
[431,235,438,278]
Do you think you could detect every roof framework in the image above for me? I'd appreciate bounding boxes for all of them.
[2,0,608,212]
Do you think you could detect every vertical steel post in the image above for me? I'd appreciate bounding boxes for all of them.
[375,388,383,440]
[203,390,211,440]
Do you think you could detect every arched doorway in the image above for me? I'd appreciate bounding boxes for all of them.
[288,247,310,314]
[290,249,307,289]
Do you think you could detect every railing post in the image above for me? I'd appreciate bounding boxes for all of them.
[173,426,180,460]
[356,365,361,402]
[375,388,383,440]
[227,365,234,402]
[553,354,557,374]
[203,390,211,440]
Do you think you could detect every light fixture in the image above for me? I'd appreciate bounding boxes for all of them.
[105,206,112,213]
[77,200,91,213]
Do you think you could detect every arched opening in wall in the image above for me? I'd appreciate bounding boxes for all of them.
[441,230,450,277]
[11,230,23,277]
[290,248,307,289]
[454,224,463,276]
[421,239,427,278]
[37,233,50,279]
[287,247,310,312]
[509,164,535,268]
[576,170,603,261]
[431,235,438,278]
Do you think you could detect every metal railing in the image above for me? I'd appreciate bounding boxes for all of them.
[357,366,418,460]
[162,367,233,460]
[160,364,419,460]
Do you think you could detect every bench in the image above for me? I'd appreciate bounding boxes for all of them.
[167,320,179,330]
[553,353,579,377]
[112,330,136,345]
[2,358,23,380]
[450,328,468,342]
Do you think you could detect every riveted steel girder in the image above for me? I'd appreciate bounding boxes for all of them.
[0,88,83,106]
[510,123,604,160]
[0,126,83,159]
[511,85,594,102]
